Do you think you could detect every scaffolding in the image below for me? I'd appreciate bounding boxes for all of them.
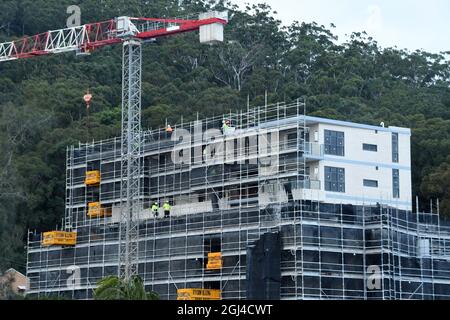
[26,101,450,300]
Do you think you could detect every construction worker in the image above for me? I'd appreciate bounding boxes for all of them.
[151,201,159,217]
[163,200,171,218]
[164,124,173,139]
[222,120,230,133]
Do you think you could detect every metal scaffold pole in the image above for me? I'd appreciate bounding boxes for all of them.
[119,38,143,281]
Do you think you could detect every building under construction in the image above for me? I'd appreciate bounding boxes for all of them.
[26,102,450,300]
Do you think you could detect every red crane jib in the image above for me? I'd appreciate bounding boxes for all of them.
[0,17,227,61]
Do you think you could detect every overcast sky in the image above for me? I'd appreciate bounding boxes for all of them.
[230,0,450,53]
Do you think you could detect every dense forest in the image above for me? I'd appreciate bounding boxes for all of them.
[0,0,449,273]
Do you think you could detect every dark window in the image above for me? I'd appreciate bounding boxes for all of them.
[324,130,344,156]
[393,169,400,198]
[392,133,399,163]
[325,166,345,193]
[363,179,378,188]
[287,133,297,148]
[363,143,378,152]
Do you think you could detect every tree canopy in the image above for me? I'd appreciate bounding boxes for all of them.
[94,275,159,300]
[1,0,449,273]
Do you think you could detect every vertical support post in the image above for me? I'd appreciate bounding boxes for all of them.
[380,204,385,299]
[416,199,424,299]
[362,205,367,299]
[397,207,403,298]
[264,90,267,108]
[119,38,142,281]
[386,208,393,299]
[64,146,74,231]
[434,198,440,299]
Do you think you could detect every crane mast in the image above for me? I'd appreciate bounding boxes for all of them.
[0,12,227,282]
[120,38,142,280]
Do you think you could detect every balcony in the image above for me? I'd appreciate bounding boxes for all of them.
[292,179,321,190]
[304,179,321,190]
[291,179,321,201]
[304,142,324,160]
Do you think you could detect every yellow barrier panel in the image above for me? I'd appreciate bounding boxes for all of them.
[206,252,222,270]
[87,202,111,218]
[42,231,77,246]
[177,289,221,300]
[85,170,101,185]
[88,202,101,217]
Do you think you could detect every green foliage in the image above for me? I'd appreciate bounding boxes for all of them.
[421,156,450,215]
[0,0,449,273]
[94,275,159,300]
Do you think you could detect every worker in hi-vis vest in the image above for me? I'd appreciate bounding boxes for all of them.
[222,120,230,133]
[163,201,171,218]
[151,201,159,217]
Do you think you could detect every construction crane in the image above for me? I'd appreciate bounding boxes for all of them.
[0,11,228,281]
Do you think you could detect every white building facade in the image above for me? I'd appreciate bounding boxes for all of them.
[303,116,412,210]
